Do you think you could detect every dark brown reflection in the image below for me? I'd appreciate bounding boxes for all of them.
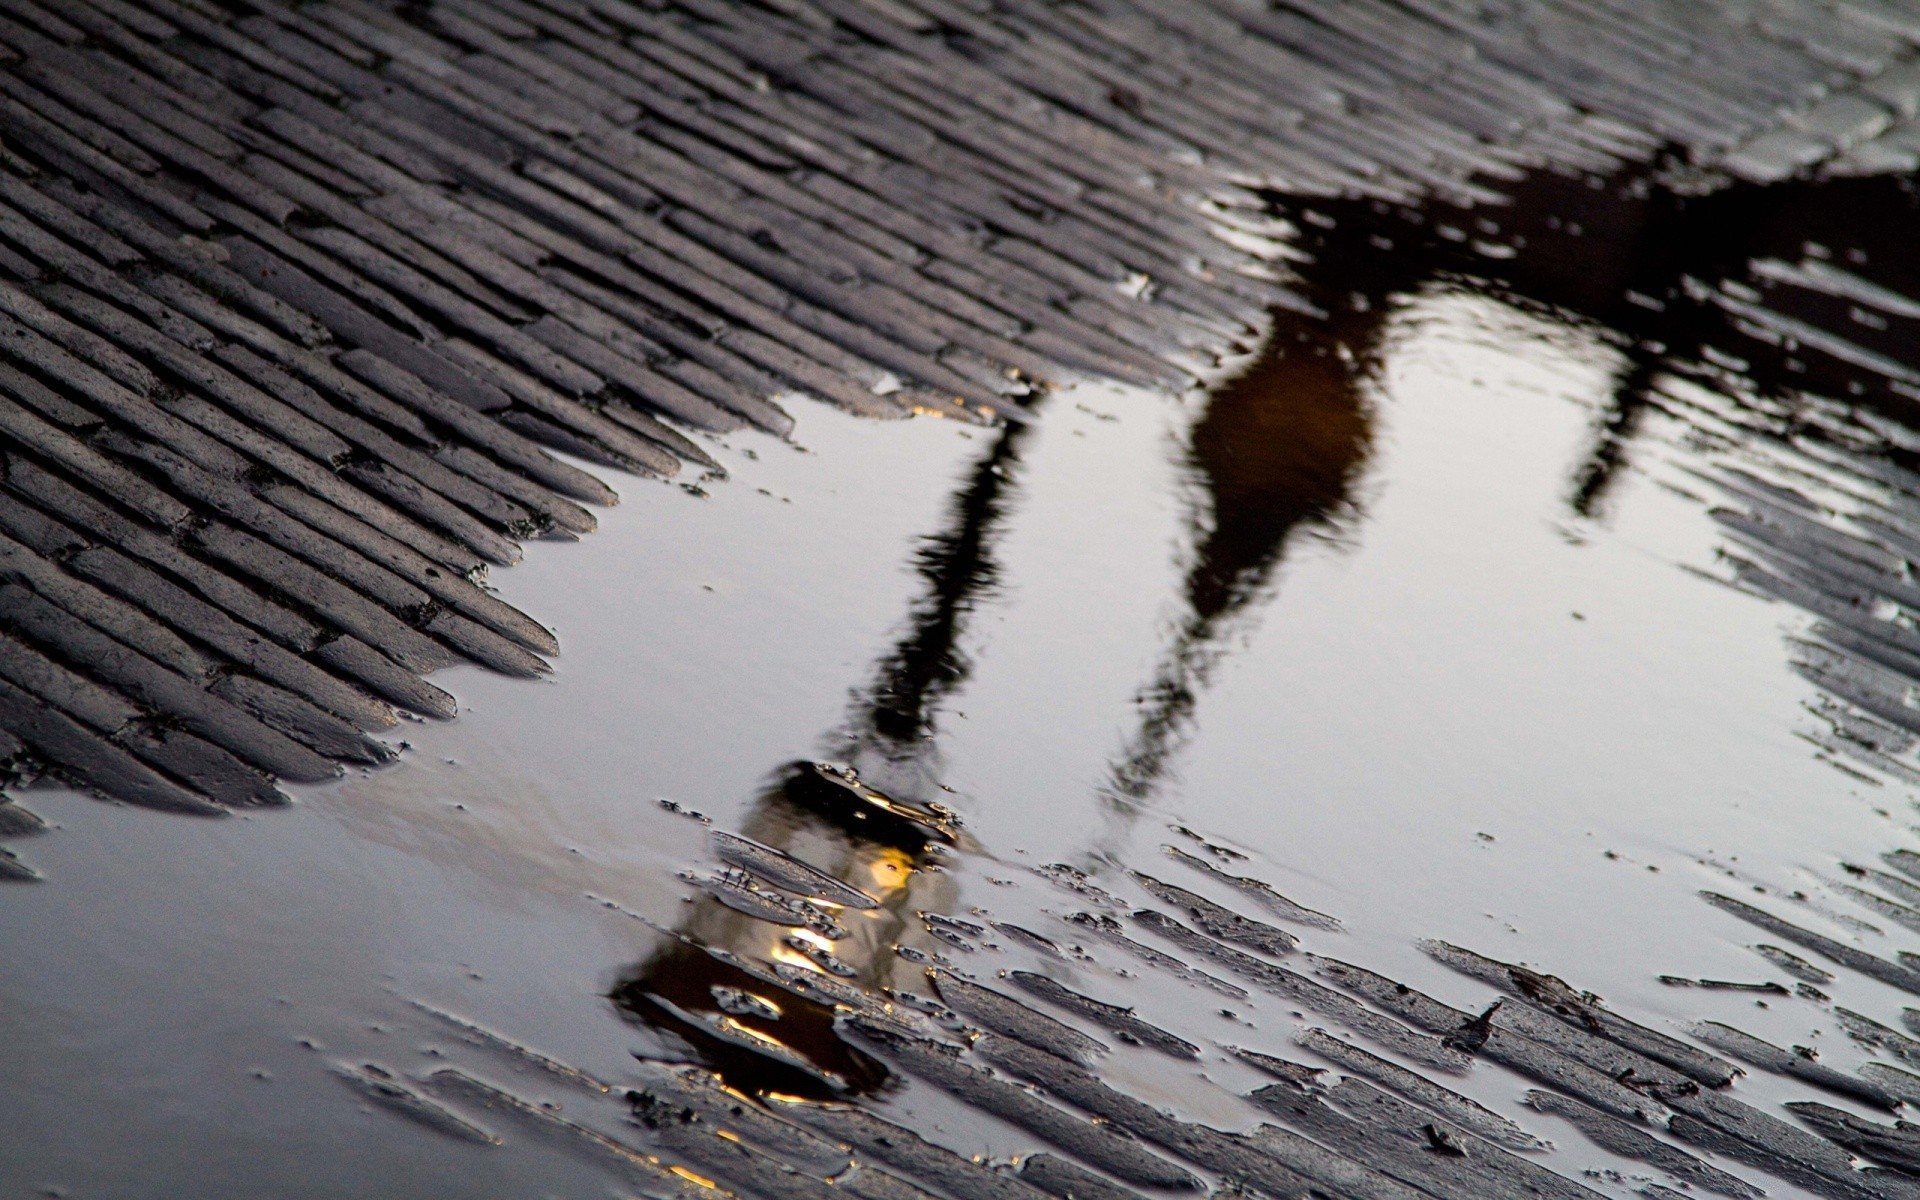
[1108,314,1376,804]
[612,933,888,1101]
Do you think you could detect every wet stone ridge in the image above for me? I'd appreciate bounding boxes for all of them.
[0,0,1914,828]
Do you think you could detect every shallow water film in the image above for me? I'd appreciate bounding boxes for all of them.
[11,2,1920,1199]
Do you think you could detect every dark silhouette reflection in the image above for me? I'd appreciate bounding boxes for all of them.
[1271,163,1920,857]
[1270,165,1920,523]
[1108,315,1375,804]
[612,928,890,1100]
[611,418,1031,1098]
[1565,355,1658,524]
[1105,162,1920,807]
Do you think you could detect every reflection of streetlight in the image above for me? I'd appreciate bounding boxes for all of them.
[612,762,963,1099]
[613,292,1386,1088]
[611,392,1037,1099]
[621,160,1817,1091]
[842,418,1038,810]
[599,162,1920,1198]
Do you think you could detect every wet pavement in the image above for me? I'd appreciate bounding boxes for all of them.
[13,157,1920,1197]
[11,0,1920,1196]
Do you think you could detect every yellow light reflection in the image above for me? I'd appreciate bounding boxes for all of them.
[768,944,818,971]
[762,1092,814,1106]
[716,1015,796,1056]
[669,1166,720,1189]
[860,848,915,897]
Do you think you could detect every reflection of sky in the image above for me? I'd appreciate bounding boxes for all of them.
[11,268,1920,1196]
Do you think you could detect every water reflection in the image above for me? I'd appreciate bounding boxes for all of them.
[1275,167,1920,528]
[1274,167,1920,1006]
[609,765,947,1099]
[1102,164,1920,810]
[613,157,1920,1105]
[613,413,1029,1096]
[612,753,977,1096]
[614,282,1396,1093]
[845,418,1035,808]
[1108,314,1374,805]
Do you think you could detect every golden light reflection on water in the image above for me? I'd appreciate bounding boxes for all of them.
[613,763,959,1098]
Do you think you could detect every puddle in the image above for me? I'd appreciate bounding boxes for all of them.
[11,166,1920,1199]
